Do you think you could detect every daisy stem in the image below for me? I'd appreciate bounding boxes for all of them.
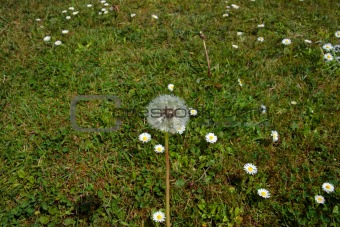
[165,131,171,227]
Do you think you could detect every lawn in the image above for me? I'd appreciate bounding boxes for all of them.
[0,0,339,226]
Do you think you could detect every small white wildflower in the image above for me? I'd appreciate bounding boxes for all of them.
[176,125,186,134]
[237,32,243,36]
[189,108,197,116]
[232,44,239,49]
[104,3,109,6]
[290,101,297,105]
[87,4,93,8]
[257,37,264,42]
[62,30,69,34]
[335,31,340,38]
[258,188,270,198]
[98,12,102,15]
[168,84,174,91]
[322,182,335,193]
[324,53,334,61]
[271,130,279,142]
[304,39,312,44]
[257,23,265,28]
[66,16,71,20]
[282,38,291,45]
[244,163,258,175]
[226,6,230,9]
[72,11,79,15]
[54,40,62,46]
[334,44,340,53]
[154,144,165,153]
[35,18,41,22]
[222,13,229,17]
[101,8,107,12]
[231,4,240,9]
[315,195,325,204]
[322,43,333,52]
[153,211,165,223]
[238,78,243,87]
[261,105,266,114]
[100,0,106,3]
[152,14,159,19]
[43,36,51,42]
[104,10,109,14]
[131,13,136,18]
[139,133,151,143]
[205,133,217,143]
[68,7,74,11]
[62,10,67,13]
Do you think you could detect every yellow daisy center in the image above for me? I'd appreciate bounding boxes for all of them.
[248,167,253,171]
[261,192,266,196]
[157,147,162,151]
[142,136,147,141]
[157,214,162,220]
[317,197,323,202]
[209,136,214,140]
[326,185,330,189]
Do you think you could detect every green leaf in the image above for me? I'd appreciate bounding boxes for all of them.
[39,216,50,224]
[18,170,26,179]
[333,205,339,214]
[64,218,76,225]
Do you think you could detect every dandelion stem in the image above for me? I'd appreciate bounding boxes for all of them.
[199,31,211,77]
[165,131,171,227]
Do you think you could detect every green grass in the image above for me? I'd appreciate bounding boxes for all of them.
[1,0,339,226]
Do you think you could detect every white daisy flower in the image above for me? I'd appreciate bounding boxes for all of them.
[315,195,325,204]
[304,39,312,44]
[154,144,165,153]
[232,44,239,49]
[153,211,165,222]
[101,8,107,12]
[282,38,291,45]
[100,0,106,3]
[54,40,62,46]
[237,32,243,36]
[257,37,264,42]
[290,101,297,105]
[43,36,51,42]
[322,182,335,193]
[131,13,136,17]
[222,13,229,17]
[226,6,230,9]
[244,163,257,175]
[324,53,334,61]
[176,125,186,134]
[98,12,102,15]
[104,3,109,6]
[261,104,266,114]
[258,188,270,198]
[205,133,217,143]
[168,84,174,91]
[68,7,74,11]
[35,18,41,22]
[152,14,159,19]
[66,16,71,20]
[238,78,243,87]
[257,23,265,28]
[146,95,189,134]
[139,132,151,143]
[62,10,67,13]
[335,31,340,38]
[271,130,279,142]
[62,30,69,34]
[189,108,197,116]
[231,4,240,9]
[322,43,333,52]
[104,10,109,14]
[87,4,93,8]
[72,11,79,15]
